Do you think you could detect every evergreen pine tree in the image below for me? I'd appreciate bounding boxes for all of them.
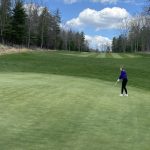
[0,0,12,43]
[11,0,26,45]
[53,9,61,49]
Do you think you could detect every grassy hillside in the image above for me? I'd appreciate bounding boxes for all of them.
[0,51,149,90]
[0,51,150,150]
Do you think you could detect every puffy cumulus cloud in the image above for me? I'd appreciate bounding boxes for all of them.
[91,0,118,4]
[66,18,84,27]
[66,7,131,30]
[85,35,112,51]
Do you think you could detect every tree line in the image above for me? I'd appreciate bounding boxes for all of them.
[0,0,90,51]
[112,0,150,53]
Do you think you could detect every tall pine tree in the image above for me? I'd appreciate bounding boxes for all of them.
[53,9,61,49]
[11,0,26,45]
[0,0,11,43]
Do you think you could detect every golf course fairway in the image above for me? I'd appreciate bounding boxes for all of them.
[0,51,149,150]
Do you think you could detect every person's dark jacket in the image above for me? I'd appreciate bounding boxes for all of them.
[119,70,127,80]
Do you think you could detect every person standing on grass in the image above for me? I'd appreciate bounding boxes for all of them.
[117,66,128,96]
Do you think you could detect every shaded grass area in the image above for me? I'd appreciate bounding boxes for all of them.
[0,51,149,90]
[0,73,150,150]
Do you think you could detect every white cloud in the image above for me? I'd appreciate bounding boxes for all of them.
[64,0,78,4]
[63,0,143,5]
[123,0,135,3]
[85,35,112,51]
[64,0,118,4]
[91,0,118,4]
[24,4,45,16]
[66,7,131,30]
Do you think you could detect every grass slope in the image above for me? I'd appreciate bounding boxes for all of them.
[0,51,150,150]
[0,51,149,90]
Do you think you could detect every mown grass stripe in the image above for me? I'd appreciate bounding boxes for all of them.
[111,53,124,59]
[87,53,99,58]
[96,53,106,58]
[105,52,113,58]
[0,51,149,90]
[124,53,141,58]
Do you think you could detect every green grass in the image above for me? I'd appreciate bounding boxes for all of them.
[0,51,150,150]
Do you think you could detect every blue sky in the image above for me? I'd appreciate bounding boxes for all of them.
[31,0,145,50]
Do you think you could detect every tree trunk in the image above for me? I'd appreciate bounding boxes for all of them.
[27,19,31,48]
[40,18,44,49]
